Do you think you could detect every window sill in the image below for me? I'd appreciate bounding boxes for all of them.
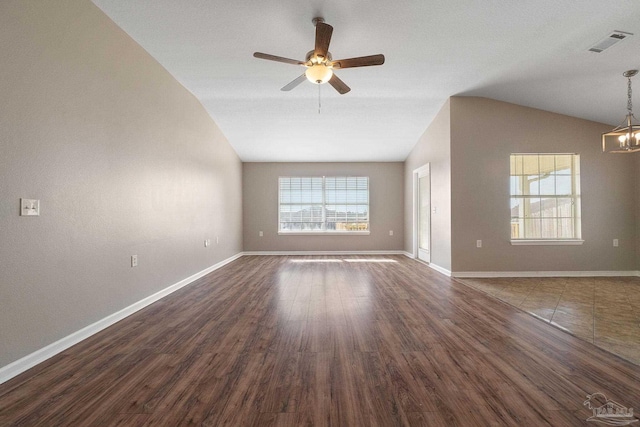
[510,239,584,246]
[278,231,371,236]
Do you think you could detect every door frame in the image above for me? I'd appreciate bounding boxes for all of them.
[412,163,431,262]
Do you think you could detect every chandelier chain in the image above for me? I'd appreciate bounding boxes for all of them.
[628,77,633,113]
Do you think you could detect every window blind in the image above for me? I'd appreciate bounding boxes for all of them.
[279,176,369,232]
[510,154,581,240]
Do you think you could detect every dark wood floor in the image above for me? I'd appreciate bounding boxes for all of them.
[1,256,639,426]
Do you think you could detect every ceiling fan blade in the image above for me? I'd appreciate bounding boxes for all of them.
[328,73,351,95]
[314,22,333,59]
[253,52,305,66]
[281,74,308,91]
[331,54,385,69]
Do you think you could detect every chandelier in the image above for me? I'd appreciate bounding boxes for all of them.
[602,70,640,153]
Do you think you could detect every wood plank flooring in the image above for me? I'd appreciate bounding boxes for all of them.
[1,255,639,426]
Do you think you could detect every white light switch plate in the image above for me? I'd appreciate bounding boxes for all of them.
[21,198,40,216]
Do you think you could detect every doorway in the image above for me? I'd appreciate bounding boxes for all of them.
[413,164,431,263]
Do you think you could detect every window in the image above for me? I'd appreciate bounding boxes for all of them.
[510,154,582,244]
[279,176,369,234]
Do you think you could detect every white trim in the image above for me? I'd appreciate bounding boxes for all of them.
[426,263,452,277]
[242,250,405,256]
[412,163,431,260]
[407,254,452,277]
[510,239,584,246]
[277,231,370,236]
[0,252,243,385]
[7,250,633,386]
[453,270,640,278]
[244,250,452,276]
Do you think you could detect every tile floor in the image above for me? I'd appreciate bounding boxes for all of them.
[456,276,640,365]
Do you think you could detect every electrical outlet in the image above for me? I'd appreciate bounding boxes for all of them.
[204,239,211,247]
[476,240,482,248]
[389,230,394,236]
[613,239,619,247]
[259,231,263,237]
[131,255,138,267]
[20,198,40,216]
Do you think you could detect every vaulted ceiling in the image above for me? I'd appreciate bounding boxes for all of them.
[92,0,640,162]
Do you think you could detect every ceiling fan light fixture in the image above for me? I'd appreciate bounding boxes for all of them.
[305,64,333,84]
[603,70,640,153]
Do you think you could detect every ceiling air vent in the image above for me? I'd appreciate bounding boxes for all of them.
[588,31,633,53]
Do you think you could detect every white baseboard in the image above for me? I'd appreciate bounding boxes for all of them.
[4,251,635,385]
[426,263,452,277]
[453,270,640,278]
[402,252,452,277]
[242,250,406,256]
[398,252,637,278]
[0,252,243,385]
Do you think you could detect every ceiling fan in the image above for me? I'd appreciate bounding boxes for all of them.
[253,17,385,95]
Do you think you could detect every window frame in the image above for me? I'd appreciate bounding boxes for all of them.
[278,176,370,235]
[509,153,584,246]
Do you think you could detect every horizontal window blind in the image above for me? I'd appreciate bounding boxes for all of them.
[510,154,581,240]
[279,176,369,232]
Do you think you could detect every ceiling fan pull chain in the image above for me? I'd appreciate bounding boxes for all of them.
[318,83,321,114]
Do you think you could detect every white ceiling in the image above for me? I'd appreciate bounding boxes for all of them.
[91,0,640,162]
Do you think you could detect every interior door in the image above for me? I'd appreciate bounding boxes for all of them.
[417,169,431,263]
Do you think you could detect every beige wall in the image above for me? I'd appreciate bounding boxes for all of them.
[0,0,242,368]
[404,100,452,271]
[243,162,404,251]
[449,97,637,273]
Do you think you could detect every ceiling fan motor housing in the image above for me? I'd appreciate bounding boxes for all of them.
[306,50,332,64]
